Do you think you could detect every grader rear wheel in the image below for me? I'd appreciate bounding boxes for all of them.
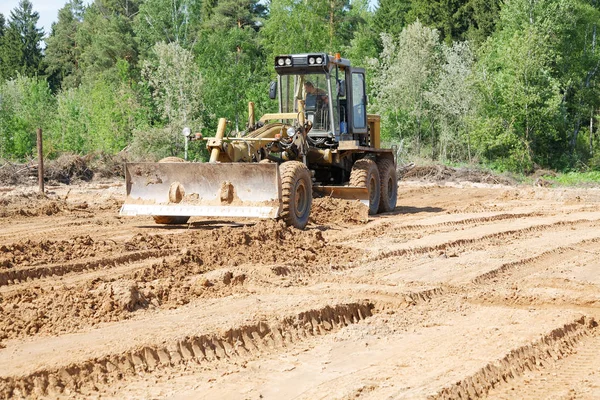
[377,158,398,213]
[279,161,312,229]
[350,158,380,215]
[153,157,190,225]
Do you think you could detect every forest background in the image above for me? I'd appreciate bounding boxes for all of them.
[1,0,600,173]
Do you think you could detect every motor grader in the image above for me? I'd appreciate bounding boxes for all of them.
[120,53,398,229]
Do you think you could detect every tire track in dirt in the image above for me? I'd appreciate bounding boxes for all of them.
[0,249,170,288]
[0,220,363,343]
[368,219,600,263]
[486,329,600,399]
[431,316,598,400]
[0,233,178,288]
[0,302,373,399]
[336,212,544,244]
[472,238,600,285]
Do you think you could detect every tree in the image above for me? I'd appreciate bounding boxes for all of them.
[136,42,203,158]
[49,74,145,156]
[204,0,266,31]
[472,0,574,171]
[0,0,44,80]
[0,75,55,159]
[426,41,478,162]
[373,0,412,38]
[371,21,441,154]
[134,0,202,54]
[76,0,140,78]
[45,0,85,90]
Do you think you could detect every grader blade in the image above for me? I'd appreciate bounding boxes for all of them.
[312,185,370,207]
[120,162,282,219]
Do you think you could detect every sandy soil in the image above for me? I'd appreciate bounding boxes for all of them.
[1,176,600,399]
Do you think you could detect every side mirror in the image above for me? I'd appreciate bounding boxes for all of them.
[337,80,346,97]
[269,81,277,100]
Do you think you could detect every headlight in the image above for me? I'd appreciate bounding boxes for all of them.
[316,56,323,64]
[308,56,315,65]
[285,58,292,66]
[286,127,295,137]
[277,58,285,66]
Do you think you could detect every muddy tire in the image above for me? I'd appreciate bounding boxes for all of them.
[377,158,398,213]
[152,216,190,225]
[279,161,312,229]
[153,157,189,225]
[350,158,380,215]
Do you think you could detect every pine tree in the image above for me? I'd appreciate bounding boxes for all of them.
[0,0,44,80]
[76,0,140,78]
[204,0,266,31]
[373,0,412,37]
[45,0,85,90]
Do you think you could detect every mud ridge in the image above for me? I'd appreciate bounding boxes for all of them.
[430,316,598,399]
[372,287,446,310]
[0,302,374,398]
[471,237,600,285]
[369,219,600,262]
[0,249,171,288]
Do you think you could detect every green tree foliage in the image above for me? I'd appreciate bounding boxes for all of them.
[262,0,363,58]
[76,0,139,78]
[374,0,499,47]
[473,0,600,171]
[0,75,55,159]
[49,75,144,156]
[204,0,266,31]
[135,42,203,158]
[373,0,411,38]
[196,0,271,135]
[45,0,85,91]
[0,0,44,81]
[134,0,202,54]
[426,41,478,162]
[371,21,441,154]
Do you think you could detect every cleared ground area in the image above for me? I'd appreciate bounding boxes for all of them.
[1,175,600,399]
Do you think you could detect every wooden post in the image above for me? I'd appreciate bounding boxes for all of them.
[36,128,44,194]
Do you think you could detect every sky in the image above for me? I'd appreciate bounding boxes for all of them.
[0,0,379,39]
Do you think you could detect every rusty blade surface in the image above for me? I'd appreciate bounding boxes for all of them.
[121,162,282,218]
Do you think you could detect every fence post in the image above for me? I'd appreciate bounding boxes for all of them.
[37,128,44,194]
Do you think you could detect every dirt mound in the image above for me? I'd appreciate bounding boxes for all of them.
[0,160,37,186]
[0,190,68,218]
[310,197,369,225]
[87,152,127,178]
[204,220,362,267]
[45,154,94,184]
[0,235,122,269]
[403,164,516,185]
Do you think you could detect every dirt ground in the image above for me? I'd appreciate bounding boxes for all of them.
[1,171,600,399]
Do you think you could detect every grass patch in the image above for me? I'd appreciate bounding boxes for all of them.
[540,171,600,187]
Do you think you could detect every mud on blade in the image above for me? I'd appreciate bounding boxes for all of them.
[120,162,282,219]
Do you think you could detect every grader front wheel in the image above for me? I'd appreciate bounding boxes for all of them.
[279,161,312,229]
[350,158,381,215]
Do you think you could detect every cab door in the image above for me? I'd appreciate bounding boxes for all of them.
[347,67,368,136]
